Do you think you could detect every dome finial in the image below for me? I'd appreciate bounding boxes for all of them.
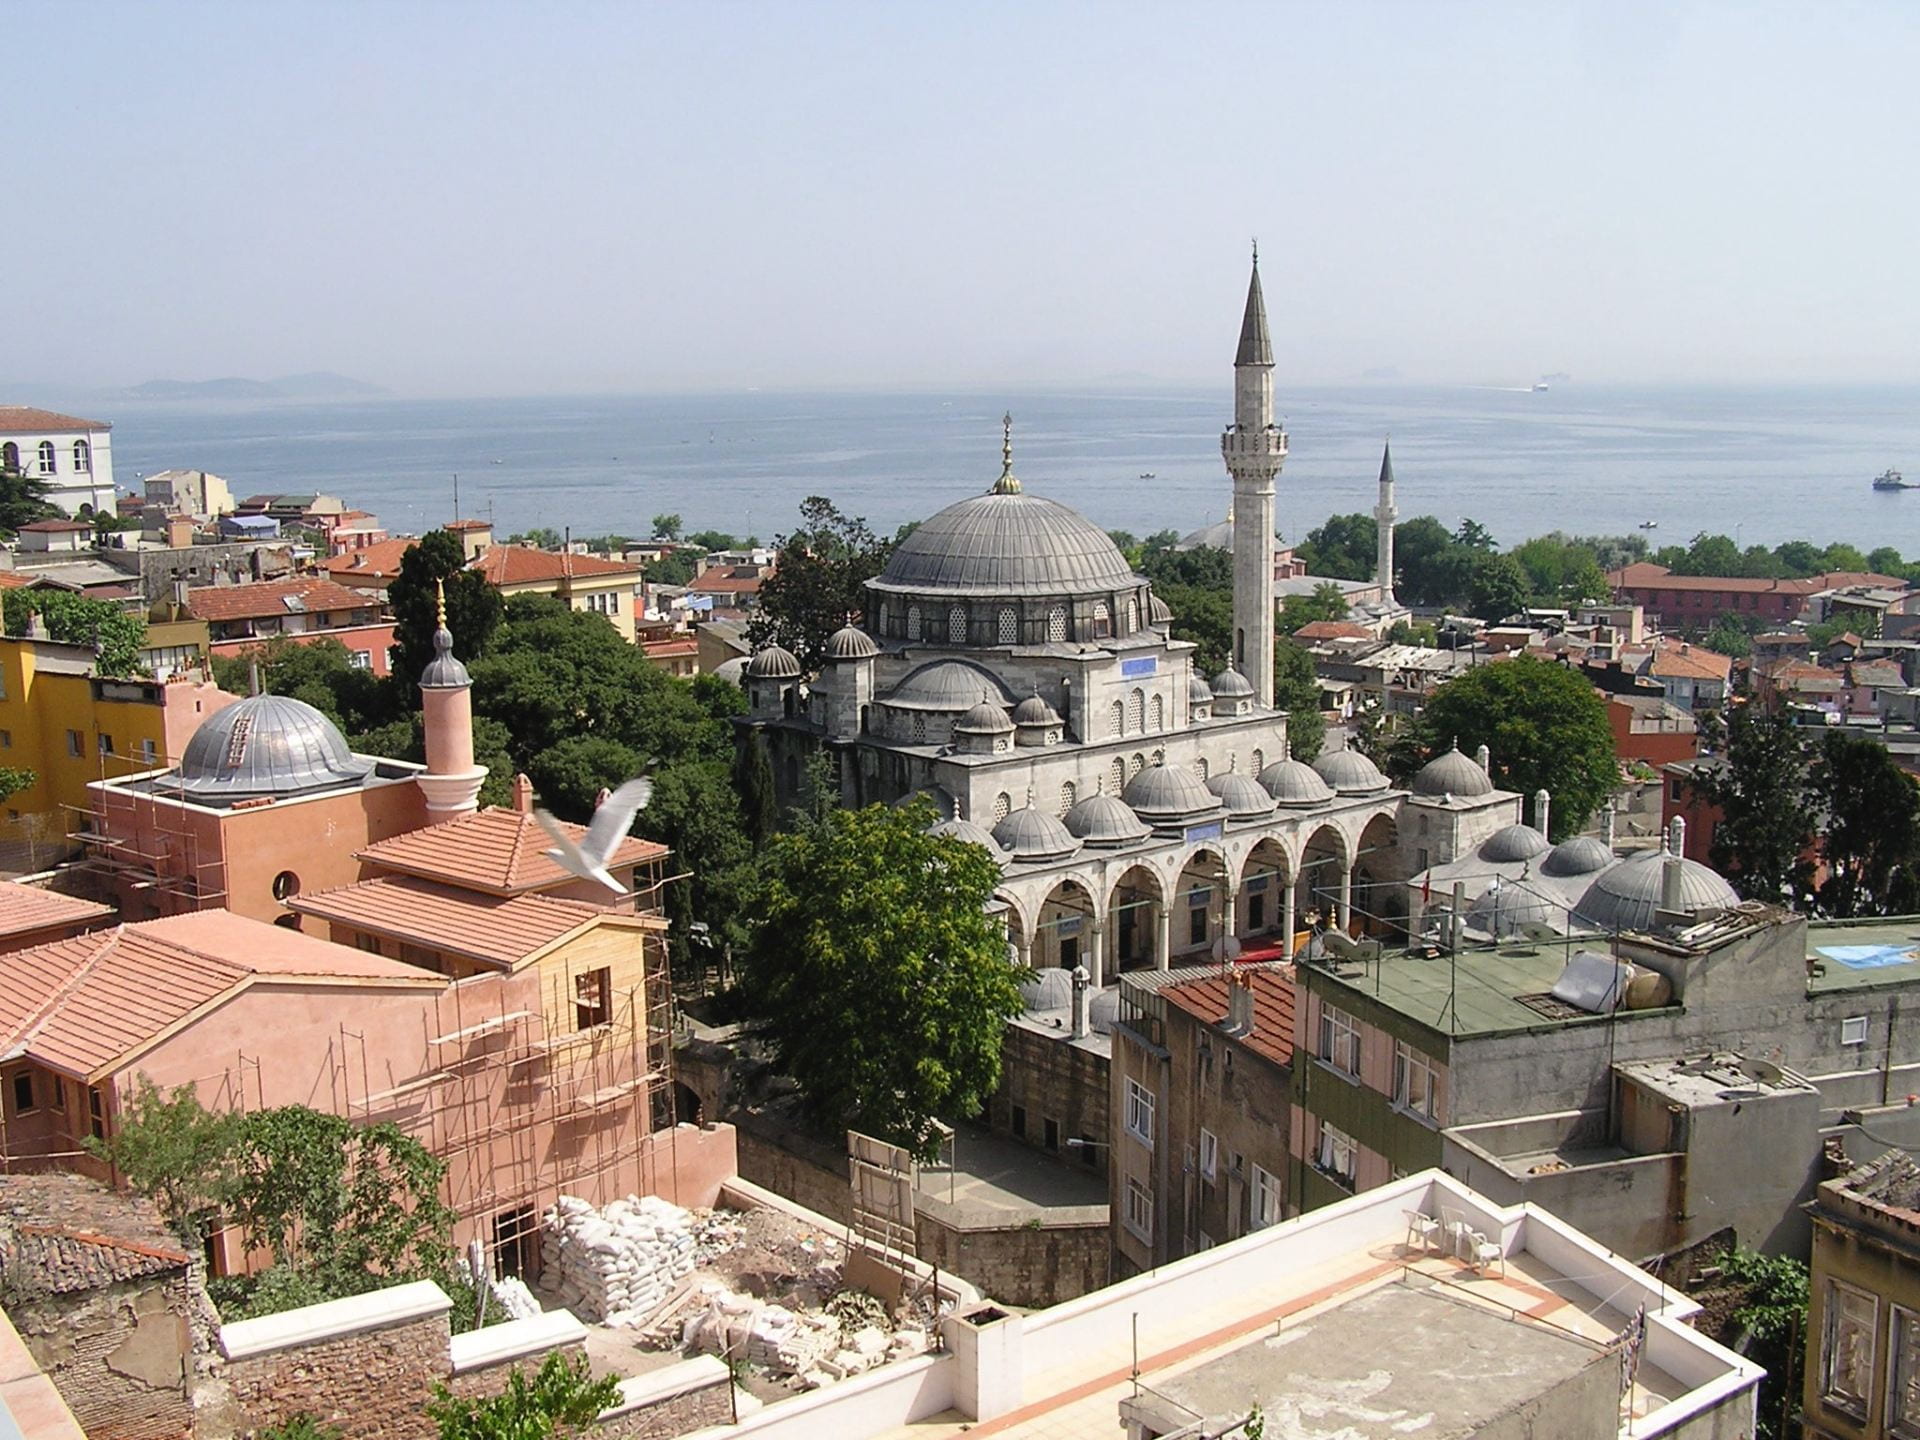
[991,413,1022,495]
[1251,235,1259,267]
[434,577,447,630]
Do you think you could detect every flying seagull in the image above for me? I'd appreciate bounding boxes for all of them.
[536,775,655,895]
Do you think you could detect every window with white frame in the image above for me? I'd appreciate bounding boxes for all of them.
[1315,1122,1356,1187]
[350,650,373,669]
[1199,1128,1217,1182]
[140,738,156,765]
[1890,1304,1920,1437]
[1393,1041,1438,1122]
[1124,1177,1153,1240]
[1124,1078,1155,1149]
[72,439,90,473]
[1841,1015,1869,1046]
[1319,1004,1361,1076]
[1251,1163,1281,1228]
[35,441,55,476]
[1821,1280,1877,1419]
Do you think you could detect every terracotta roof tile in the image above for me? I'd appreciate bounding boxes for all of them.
[471,546,642,587]
[356,807,666,896]
[1160,963,1297,1069]
[1647,645,1732,682]
[289,876,648,969]
[323,537,417,583]
[0,1174,187,1294]
[185,576,377,623]
[17,520,92,533]
[0,407,110,434]
[1293,620,1374,642]
[0,882,112,940]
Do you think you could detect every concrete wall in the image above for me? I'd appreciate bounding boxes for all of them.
[1476,1349,1618,1440]
[3,1271,196,1440]
[912,1195,1108,1309]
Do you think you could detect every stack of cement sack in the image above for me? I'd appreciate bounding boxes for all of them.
[490,1275,542,1321]
[541,1194,698,1325]
[681,1283,843,1374]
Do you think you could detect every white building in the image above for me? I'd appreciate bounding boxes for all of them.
[142,468,234,520]
[0,407,116,518]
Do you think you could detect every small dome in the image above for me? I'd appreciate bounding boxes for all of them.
[1211,668,1255,699]
[1012,694,1062,727]
[176,694,372,799]
[1188,674,1215,705]
[712,656,748,685]
[1413,745,1494,798]
[1208,772,1278,819]
[1088,988,1121,1035]
[1019,968,1073,1009]
[886,659,1011,710]
[1480,823,1551,864]
[1542,835,1615,877]
[929,818,1005,856]
[956,699,1014,734]
[1124,764,1224,824]
[1260,758,1335,807]
[825,625,879,661]
[1148,592,1173,625]
[1065,792,1151,846]
[1311,748,1390,796]
[419,623,471,689]
[1466,879,1558,939]
[1572,850,1739,933]
[745,644,801,679]
[991,806,1082,863]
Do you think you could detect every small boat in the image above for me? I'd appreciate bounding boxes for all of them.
[1638,519,1658,530]
[1138,472,1155,480]
[1532,382,1549,392]
[1873,468,1912,491]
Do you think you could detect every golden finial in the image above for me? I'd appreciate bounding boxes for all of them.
[991,413,1022,495]
[434,577,448,629]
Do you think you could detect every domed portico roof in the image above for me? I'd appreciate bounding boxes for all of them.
[868,491,1139,600]
[1260,758,1335,807]
[1124,765,1224,825]
[1187,675,1215,705]
[1413,744,1493,798]
[1572,850,1739,933]
[992,806,1082,863]
[1211,668,1255,700]
[1480,823,1551,864]
[955,699,1014,735]
[745,644,801,679]
[1208,772,1277,819]
[1011,694,1062,727]
[176,694,373,800]
[1542,836,1614,877]
[1065,793,1151,847]
[1311,748,1391,796]
[929,818,1006,857]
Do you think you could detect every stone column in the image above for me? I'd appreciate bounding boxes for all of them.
[1221,881,1239,947]
[1337,863,1353,934]
[1281,876,1296,959]
[1015,935,1032,971]
[1153,906,1171,971]
[1087,919,1106,990]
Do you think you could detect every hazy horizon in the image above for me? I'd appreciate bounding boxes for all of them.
[9,2,1920,398]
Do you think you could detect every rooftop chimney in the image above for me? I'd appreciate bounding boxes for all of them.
[1669,813,1687,858]
[512,773,535,813]
[1661,854,1685,915]
[1535,788,1551,839]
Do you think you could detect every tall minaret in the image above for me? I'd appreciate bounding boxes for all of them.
[1221,244,1286,709]
[1375,440,1398,608]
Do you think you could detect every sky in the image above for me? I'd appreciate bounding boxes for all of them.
[7,1,1920,396]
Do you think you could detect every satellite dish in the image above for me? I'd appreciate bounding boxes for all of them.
[1211,932,1243,962]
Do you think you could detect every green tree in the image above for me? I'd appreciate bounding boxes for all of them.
[1822,541,1870,574]
[1718,1247,1809,1440]
[388,529,505,686]
[0,461,58,536]
[2,588,147,676]
[1868,545,1906,576]
[428,1351,620,1440]
[1277,581,1350,636]
[1568,532,1648,572]
[1813,732,1920,917]
[1273,642,1325,761]
[1415,657,1618,839]
[1298,513,1376,581]
[527,736,644,821]
[0,766,33,804]
[258,1419,345,1440]
[686,530,742,552]
[1453,518,1496,551]
[1702,613,1756,659]
[1673,533,1742,576]
[84,1076,244,1239]
[749,498,894,671]
[1688,702,1816,905]
[506,527,562,549]
[732,734,778,847]
[739,802,1024,1158]
[1394,516,1473,608]
[643,550,698,586]
[651,513,683,540]
[1140,545,1232,591]
[214,634,395,734]
[638,759,760,975]
[1771,540,1824,577]
[1466,552,1530,622]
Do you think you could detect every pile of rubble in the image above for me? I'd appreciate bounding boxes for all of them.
[677,1280,931,1388]
[541,1194,698,1325]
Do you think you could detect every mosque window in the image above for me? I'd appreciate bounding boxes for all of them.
[35,441,54,476]
[1046,606,1067,643]
[1109,757,1126,794]
[1252,748,1265,775]
[912,713,927,744]
[72,439,90,473]
[948,606,967,644]
[1092,602,1111,639]
[907,604,922,641]
[1130,752,1146,779]
[1111,700,1125,737]
[993,791,1012,822]
[997,607,1018,645]
[1126,689,1144,733]
[1194,757,1209,781]
[1149,694,1165,732]
[1059,780,1076,816]
[1126,597,1139,633]
[1151,748,1165,766]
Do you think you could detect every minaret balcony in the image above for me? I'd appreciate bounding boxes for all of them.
[1220,427,1288,465]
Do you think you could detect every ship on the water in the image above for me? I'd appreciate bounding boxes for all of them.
[1874,468,1914,491]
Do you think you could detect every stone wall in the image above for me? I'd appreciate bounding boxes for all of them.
[989,1024,1110,1182]
[6,1273,196,1440]
[735,1123,855,1226]
[912,1200,1109,1309]
[217,1306,449,1440]
[597,1358,735,1439]
[442,1340,589,1401]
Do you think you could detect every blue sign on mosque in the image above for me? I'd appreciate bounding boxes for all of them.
[1184,821,1224,843]
[1121,657,1158,679]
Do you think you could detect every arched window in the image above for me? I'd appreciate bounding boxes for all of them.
[1252,747,1265,775]
[1149,694,1165,732]
[948,605,967,644]
[35,442,55,476]
[1046,606,1067,643]
[1109,757,1126,794]
[1151,748,1165,766]
[992,791,1012,822]
[1059,780,1076,816]
[876,602,888,634]
[1111,700,1125,736]
[71,439,90,473]
[1126,597,1139,633]
[996,607,1017,645]
[0,443,15,471]
[907,604,922,641]
[1126,689,1143,733]
[1092,602,1111,639]
[912,713,927,744]
[1194,757,1209,781]
[1130,752,1146,779]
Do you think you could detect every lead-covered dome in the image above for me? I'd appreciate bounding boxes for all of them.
[955,699,1014,735]
[1188,675,1215,705]
[1542,835,1614,877]
[1260,758,1335,807]
[176,694,372,799]
[992,806,1082,863]
[869,491,1138,598]
[1312,748,1391,796]
[1413,745,1494,798]
[1211,668,1255,700]
[1011,694,1062,727]
[1572,850,1739,933]
[745,644,801,679]
[1466,879,1558,939]
[1065,793,1151,847]
[929,817,1005,856]
[825,625,878,661]
[1124,765,1224,825]
[886,660,1012,710]
[1208,772,1278,819]
[1480,823,1551,864]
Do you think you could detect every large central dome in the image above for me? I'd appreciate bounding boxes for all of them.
[870,491,1138,599]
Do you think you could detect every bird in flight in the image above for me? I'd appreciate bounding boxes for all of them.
[536,775,655,895]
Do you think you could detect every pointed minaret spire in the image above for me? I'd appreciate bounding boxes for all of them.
[1375,438,1399,609]
[990,412,1022,495]
[1221,244,1286,710]
[1235,240,1273,367]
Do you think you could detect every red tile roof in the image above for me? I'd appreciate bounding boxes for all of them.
[471,546,642,587]
[289,876,653,970]
[446,519,493,533]
[0,574,30,591]
[0,882,112,941]
[1611,563,1907,596]
[689,566,768,594]
[17,520,91,534]
[1160,962,1297,1068]
[356,806,667,897]
[1647,644,1732,682]
[185,576,375,623]
[0,910,441,1081]
[0,408,110,434]
[0,1174,189,1293]
[1293,621,1374,642]
[323,537,417,583]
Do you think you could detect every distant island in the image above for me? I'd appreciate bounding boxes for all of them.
[116,371,389,402]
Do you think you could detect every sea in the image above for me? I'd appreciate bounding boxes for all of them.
[100,385,1920,556]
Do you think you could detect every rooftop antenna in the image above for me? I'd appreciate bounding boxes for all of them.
[453,472,459,522]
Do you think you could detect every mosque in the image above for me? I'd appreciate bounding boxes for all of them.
[735,257,1730,984]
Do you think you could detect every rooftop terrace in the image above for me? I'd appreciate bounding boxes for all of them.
[1806,917,1920,993]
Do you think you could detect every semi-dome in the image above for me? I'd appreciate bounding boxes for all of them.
[1187,675,1215,705]
[1479,823,1551,864]
[1572,850,1740,933]
[955,699,1014,734]
[868,490,1139,599]
[1311,748,1391,796]
[1542,835,1615,877]
[1208,772,1278,819]
[1211,668,1255,700]
[176,694,372,800]
[1413,745,1493,798]
[886,659,1012,710]
[1011,694,1062,727]
[1124,765,1224,824]
[929,818,1005,856]
[1065,793,1151,847]
[745,644,801,679]
[991,806,1082,863]
[824,624,879,661]
[1260,758,1335,807]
